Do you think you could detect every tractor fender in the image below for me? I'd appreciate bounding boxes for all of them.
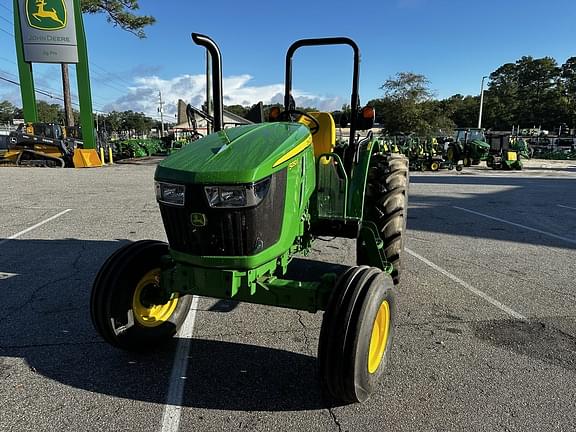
[346,135,380,219]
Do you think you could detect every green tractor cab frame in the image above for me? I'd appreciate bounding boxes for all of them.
[91,33,409,404]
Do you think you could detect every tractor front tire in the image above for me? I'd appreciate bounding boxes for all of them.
[91,240,192,351]
[358,153,409,285]
[318,266,396,404]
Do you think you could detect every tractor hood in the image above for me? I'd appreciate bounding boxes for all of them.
[155,123,311,184]
[471,139,490,150]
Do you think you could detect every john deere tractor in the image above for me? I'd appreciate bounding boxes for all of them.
[91,34,409,403]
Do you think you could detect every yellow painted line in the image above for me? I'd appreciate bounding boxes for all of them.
[272,137,312,168]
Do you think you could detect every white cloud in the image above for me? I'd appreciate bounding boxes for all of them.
[102,73,343,119]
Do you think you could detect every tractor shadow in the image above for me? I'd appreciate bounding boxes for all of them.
[408,175,576,250]
[0,239,344,411]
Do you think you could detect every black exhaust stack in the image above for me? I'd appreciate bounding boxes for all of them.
[192,33,224,133]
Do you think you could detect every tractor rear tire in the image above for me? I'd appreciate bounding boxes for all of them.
[358,153,409,285]
[91,240,192,351]
[318,266,396,404]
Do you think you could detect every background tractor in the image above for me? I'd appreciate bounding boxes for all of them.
[91,34,409,404]
[485,132,523,170]
[451,127,491,167]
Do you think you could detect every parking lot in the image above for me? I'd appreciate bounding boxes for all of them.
[1,160,575,432]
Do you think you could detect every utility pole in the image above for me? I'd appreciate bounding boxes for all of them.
[158,91,165,137]
[62,64,74,127]
[478,75,488,129]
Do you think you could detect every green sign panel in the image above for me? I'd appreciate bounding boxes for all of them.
[18,0,78,63]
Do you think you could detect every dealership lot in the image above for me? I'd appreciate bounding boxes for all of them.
[1,161,575,432]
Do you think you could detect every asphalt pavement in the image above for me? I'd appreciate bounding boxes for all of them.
[0,159,575,432]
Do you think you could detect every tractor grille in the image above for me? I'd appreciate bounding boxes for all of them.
[159,169,286,256]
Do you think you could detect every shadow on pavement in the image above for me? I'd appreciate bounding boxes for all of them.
[407,176,576,250]
[0,239,344,411]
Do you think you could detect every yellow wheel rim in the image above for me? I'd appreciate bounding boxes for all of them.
[368,300,391,374]
[132,269,179,328]
[431,162,439,171]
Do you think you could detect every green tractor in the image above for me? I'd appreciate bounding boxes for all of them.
[91,34,409,403]
[450,128,491,167]
[485,132,523,170]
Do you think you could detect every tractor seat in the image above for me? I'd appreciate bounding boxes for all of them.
[298,112,336,158]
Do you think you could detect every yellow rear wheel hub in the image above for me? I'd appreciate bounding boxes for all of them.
[368,300,391,374]
[132,269,179,328]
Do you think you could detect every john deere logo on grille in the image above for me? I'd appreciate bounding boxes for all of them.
[26,0,67,31]
[190,213,206,227]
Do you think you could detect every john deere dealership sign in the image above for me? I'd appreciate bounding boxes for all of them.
[18,0,78,63]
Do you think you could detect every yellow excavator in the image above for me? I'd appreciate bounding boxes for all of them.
[0,122,101,168]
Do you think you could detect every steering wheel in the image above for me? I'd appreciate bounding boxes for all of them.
[278,109,320,135]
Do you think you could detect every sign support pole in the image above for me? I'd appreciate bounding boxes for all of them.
[13,0,37,122]
[73,0,95,149]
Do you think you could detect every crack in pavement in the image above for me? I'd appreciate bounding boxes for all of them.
[0,273,80,325]
[0,242,90,325]
[296,310,313,355]
[0,340,105,350]
[328,407,343,432]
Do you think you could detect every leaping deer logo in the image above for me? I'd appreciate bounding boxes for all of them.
[32,0,64,26]
[26,0,67,30]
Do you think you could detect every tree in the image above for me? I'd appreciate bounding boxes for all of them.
[377,72,452,135]
[0,100,19,123]
[561,57,576,128]
[225,105,249,118]
[37,101,62,123]
[485,63,519,130]
[80,0,155,38]
[515,56,562,129]
[438,94,479,128]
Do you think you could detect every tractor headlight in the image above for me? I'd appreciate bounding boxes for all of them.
[155,181,185,206]
[204,176,271,208]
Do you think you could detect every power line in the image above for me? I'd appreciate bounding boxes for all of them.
[89,62,134,88]
[0,25,13,37]
[0,74,108,111]
[0,14,12,26]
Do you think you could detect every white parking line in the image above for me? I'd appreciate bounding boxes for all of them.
[558,204,576,211]
[406,248,527,321]
[0,209,72,247]
[160,295,199,432]
[453,206,576,246]
[0,272,18,280]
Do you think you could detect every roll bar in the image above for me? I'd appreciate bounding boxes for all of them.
[284,37,361,171]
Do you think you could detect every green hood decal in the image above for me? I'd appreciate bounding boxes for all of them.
[155,123,311,184]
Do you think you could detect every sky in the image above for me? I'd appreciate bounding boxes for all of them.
[1,0,576,122]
